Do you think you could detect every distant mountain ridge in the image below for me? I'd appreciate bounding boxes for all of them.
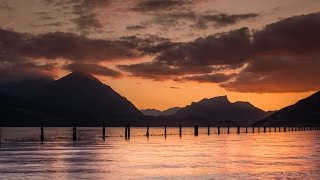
[171,96,271,126]
[141,107,180,116]
[254,91,320,126]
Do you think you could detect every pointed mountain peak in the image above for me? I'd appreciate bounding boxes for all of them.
[67,71,96,79]
[58,71,101,84]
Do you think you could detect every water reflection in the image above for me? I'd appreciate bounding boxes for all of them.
[0,128,319,179]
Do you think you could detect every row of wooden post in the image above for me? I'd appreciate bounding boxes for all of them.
[3,125,317,143]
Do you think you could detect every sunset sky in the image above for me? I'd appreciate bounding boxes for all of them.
[0,0,319,111]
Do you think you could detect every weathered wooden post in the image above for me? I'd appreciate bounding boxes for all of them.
[208,125,210,135]
[252,126,255,133]
[164,125,167,138]
[128,124,130,139]
[124,125,128,139]
[237,126,240,134]
[179,125,182,137]
[146,125,149,138]
[264,126,266,133]
[40,124,44,142]
[194,125,198,136]
[246,126,248,134]
[284,126,286,132]
[102,123,106,141]
[218,126,220,135]
[72,123,77,141]
[269,127,271,133]
[227,126,230,134]
[274,126,276,132]
[258,127,260,133]
[125,125,128,139]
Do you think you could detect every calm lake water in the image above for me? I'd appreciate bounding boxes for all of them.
[0,127,320,179]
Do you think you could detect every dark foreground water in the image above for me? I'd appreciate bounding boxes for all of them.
[0,127,320,179]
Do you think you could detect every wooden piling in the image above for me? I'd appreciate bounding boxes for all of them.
[258,127,260,133]
[218,126,220,135]
[179,125,182,137]
[194,125,198,136]
[164,125,167,138]
[253,126,255,133]
[246,126,248,134]
[72,123,77,141]
[40,125,44,142]
[264,126,266,133]
[102,124,106,141]
[284,127,286,132]
[125,125,128,139]
[146,125,149,137]
[269,127,271,133]
[237,126,240,134]
[227,126,230,134]
[274,126,276,132]
[128,124,130,139]
[208,125,210,135]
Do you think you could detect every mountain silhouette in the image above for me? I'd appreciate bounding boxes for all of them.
[35,71,142,117]
[141,107,180,116]
[172,96,270,126]
[254,91,320,126]
[0,78,53,97]
[0,71,142,126]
